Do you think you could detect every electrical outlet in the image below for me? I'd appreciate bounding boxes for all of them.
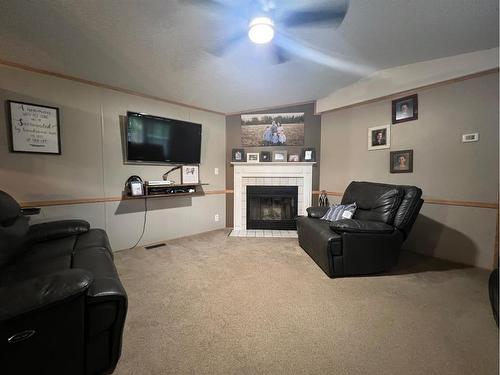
[214,167,219,175]
[462,133,479,143]
[214,214,220,222]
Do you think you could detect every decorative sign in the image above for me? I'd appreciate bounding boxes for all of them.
[8,100,61,154]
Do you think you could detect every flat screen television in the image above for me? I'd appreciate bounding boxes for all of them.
[126,111,202,164]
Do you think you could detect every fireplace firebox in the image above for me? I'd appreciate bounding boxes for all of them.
[246,186,298,230]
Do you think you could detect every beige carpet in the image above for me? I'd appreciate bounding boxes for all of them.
[113,229,498,375]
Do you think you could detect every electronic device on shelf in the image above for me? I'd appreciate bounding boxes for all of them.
[145,185,197,196]
[145,180,174,186]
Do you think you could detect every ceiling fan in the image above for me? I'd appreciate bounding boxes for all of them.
[184,0,349,64]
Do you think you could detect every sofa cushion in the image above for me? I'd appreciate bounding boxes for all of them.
[320,203,356,222]
[75,229,113,259]
[341,181,403,224]
[21,235,79,263]
[0,254,72,286]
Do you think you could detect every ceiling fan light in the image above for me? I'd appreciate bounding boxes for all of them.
[248,17,275,44]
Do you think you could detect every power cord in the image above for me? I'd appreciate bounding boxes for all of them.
[129,197,148,249]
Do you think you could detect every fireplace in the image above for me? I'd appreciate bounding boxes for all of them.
[246,186,298,230]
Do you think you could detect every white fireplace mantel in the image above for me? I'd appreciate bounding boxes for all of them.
[231,162,315,230]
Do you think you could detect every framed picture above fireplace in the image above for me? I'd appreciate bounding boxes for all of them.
[232,148,245,162]
[260,151,271,162]
[240,112,305,147]
[246,152,260,163]
[301,148,316,162]
[272,150,287,162]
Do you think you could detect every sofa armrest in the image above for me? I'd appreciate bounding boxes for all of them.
[0,269,93,321]
[330,219,394,234]
[28,220,90,243]
[306,206,329,218]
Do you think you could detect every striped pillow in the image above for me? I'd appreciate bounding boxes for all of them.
[320,203,357,222]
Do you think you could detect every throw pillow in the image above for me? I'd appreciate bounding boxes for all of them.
[320,203,357,222]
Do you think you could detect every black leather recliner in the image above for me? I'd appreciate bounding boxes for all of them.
[296,181,423,278]
[0,190,127,375]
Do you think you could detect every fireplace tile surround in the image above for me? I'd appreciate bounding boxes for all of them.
[232,162,315,231]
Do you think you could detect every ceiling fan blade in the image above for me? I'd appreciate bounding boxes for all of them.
[181,0,232,12]
[271,44,289,65]
[282,2,348,27]
[210,30,248,57]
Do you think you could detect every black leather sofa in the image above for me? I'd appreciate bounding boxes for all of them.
[489,267,499,326]
[0,190,127,375]
[297,181,423,278]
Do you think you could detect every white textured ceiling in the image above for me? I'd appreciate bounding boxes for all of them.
[0,0,498,114]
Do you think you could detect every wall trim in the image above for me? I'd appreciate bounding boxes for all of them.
[20,190,498,210]
[316,68,499,115]
[311,191,498,209]
[0,59,225,116]
[225,100,316,116]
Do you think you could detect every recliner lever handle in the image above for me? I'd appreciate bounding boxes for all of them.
[7,330,36,343]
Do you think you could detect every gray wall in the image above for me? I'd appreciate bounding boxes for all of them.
[320,72,499,269]
[0,65,226,250]
[225,103,321,227]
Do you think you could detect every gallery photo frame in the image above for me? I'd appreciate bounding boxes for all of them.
[368,124,390,151]
[390,150,414,173]
[392,94,418,124]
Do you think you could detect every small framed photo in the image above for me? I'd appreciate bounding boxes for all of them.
[301,148,316,162]
[392,94,418,124]
[272,150,287,162]
[8,100,61,154]
[260,151,271,162]
[390,150,413,173]
[368,125,390,151]
[246,152,259,163]
[181,165,200,184]
[232,148,245,162]
[130,181,144,196]
[288,154,300,162]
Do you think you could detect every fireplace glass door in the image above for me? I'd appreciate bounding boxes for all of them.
[246,186,298,230]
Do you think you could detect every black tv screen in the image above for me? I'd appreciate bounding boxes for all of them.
[126,112,202,164]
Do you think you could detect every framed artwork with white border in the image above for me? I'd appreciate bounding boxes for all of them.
[181,165,200,184]
[8,100,61,154]
[368,124,390,151]
[246,152,260,163]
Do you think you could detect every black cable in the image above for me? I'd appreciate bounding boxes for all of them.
[130,197,148,249]
[162,165,182,181]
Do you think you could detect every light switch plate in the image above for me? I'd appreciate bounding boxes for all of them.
[462,133,479,143]
[214,167,219,175]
